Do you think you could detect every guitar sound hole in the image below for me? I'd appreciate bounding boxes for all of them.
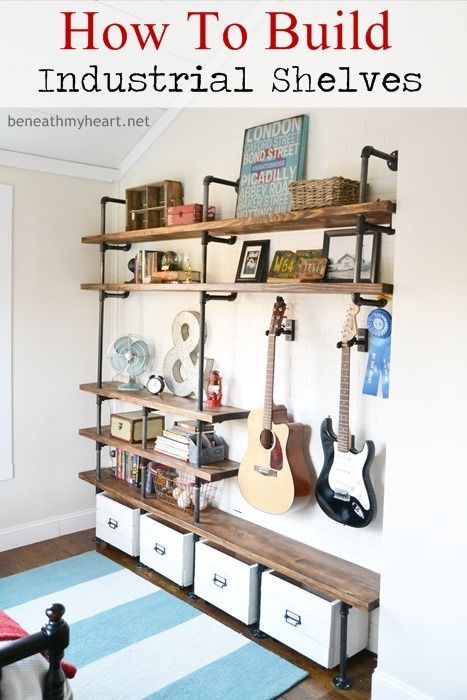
[260,429,283,471]
[260,429,274,450]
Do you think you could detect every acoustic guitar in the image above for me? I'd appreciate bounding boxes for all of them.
[315,303,377,528]
[238,297,311,514]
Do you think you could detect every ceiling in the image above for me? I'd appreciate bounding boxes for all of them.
[0,108,176,181]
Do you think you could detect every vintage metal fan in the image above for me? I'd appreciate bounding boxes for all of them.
[108,335,153,391]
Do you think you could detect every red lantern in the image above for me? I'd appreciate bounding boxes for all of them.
[205,370,223,407]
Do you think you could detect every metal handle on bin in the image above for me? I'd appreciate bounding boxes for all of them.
[213,573,227,588]
[284,609,301,627]
[108,517,118,530]
[154,543,166,556]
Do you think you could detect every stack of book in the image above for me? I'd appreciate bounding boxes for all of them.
[112,449,141,486]
[154,421,215,462]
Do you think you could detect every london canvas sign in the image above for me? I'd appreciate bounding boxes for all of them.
[236,114,309,217]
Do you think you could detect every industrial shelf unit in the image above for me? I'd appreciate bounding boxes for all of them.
[79,147,397,689]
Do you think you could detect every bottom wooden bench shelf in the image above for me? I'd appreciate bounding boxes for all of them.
[79,468,379,612]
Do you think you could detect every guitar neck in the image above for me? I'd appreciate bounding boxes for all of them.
[337,345,351,451]
[263,333,276,430]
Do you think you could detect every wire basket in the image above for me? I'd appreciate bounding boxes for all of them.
[145,464,219,512]
[289,177,361,210]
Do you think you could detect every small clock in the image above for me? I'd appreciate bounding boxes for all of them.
[146,374,165,395]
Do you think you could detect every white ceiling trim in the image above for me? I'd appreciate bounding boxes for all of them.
[0,149,119,182]
[118,109,183,179]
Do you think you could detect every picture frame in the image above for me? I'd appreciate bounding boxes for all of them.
[235,240,270,283]
[322,228,381,283]
[235,114,309,218]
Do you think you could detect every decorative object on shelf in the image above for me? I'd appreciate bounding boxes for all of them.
[205,369,223,407]
[267,249,327,283]
[289,176,361,211]
[315,303,377,528]
[236,114,309,218]
[362,309,392,398]
[129,250,164,283]
[163,310,214,397]
[183,256,192,283]
[167,203,216,225]
[108,335,153,391]
[151,270,200,283]
[238,297,312,514]
[322,228,381,283]
[146,374,165,395]
[161,251,179,271]
[146,465,219,511]
[110,410,164,443]
[125,180,183,230]
[155,427,226,465]
[235,239,270,283]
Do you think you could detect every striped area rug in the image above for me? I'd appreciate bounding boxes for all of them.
[1,551,307,699]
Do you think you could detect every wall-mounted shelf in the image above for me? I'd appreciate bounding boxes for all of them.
[79,426,239,482]
[82,200,396,245]
[82,281,393,296]
[79,467,380,612]
[80,382,249,424]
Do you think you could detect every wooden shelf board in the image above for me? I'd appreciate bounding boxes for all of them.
[81,281,393,296]
[79,426,239,482]
[79,382,249,424]
[80,468,380,611]
[82,201,396,245]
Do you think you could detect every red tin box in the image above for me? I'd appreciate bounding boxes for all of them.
[167,204,215,226]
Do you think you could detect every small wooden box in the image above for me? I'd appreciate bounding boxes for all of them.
[259,570,369,668]
[140,514,195,587]
[110,410,164,443]
[96,492,140,556]
[126,180,183,230]
[167,204,215,226]
[194,539,259,624]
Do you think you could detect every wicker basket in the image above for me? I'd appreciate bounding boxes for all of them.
[145,464,218,512]
[289,177,361,210]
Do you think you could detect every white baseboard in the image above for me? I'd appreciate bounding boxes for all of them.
[0,509,96,552]
[372,668,433,700]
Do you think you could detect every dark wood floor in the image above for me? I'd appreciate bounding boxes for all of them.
[0,531,376,699]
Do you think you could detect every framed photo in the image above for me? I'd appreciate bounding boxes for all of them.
[322,229,381,283]
[235,240,270,282]
[235,114,309,218]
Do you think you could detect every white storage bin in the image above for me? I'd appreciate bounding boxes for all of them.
[95,492,140,556]
[194,540,259,624]
[139,514,194,587]
[259,570,369,668]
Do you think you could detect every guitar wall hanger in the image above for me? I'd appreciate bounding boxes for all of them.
[351,292,388,309]
[265,322,295,341]
[336,332,367,351]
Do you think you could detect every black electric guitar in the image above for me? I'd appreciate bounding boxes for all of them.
[238,297,312,514]
[315,304,377,528]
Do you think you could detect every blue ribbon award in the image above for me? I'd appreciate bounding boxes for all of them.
[362,309,392,398]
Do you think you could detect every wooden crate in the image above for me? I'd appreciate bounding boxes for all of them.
[259,570,369,668]
[194,539,259,624]
[126,181,183,231]
[96,492,140,556]
[139,514,195,587]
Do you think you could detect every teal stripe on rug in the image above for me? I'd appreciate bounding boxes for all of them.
[1,552,308,698]
[0,552,120,608]
[144,642,308,700]
[69,590,200,666]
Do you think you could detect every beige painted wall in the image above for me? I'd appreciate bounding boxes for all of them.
[0,166,112,542]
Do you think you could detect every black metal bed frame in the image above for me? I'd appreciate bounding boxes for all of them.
[0,604,69,700]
